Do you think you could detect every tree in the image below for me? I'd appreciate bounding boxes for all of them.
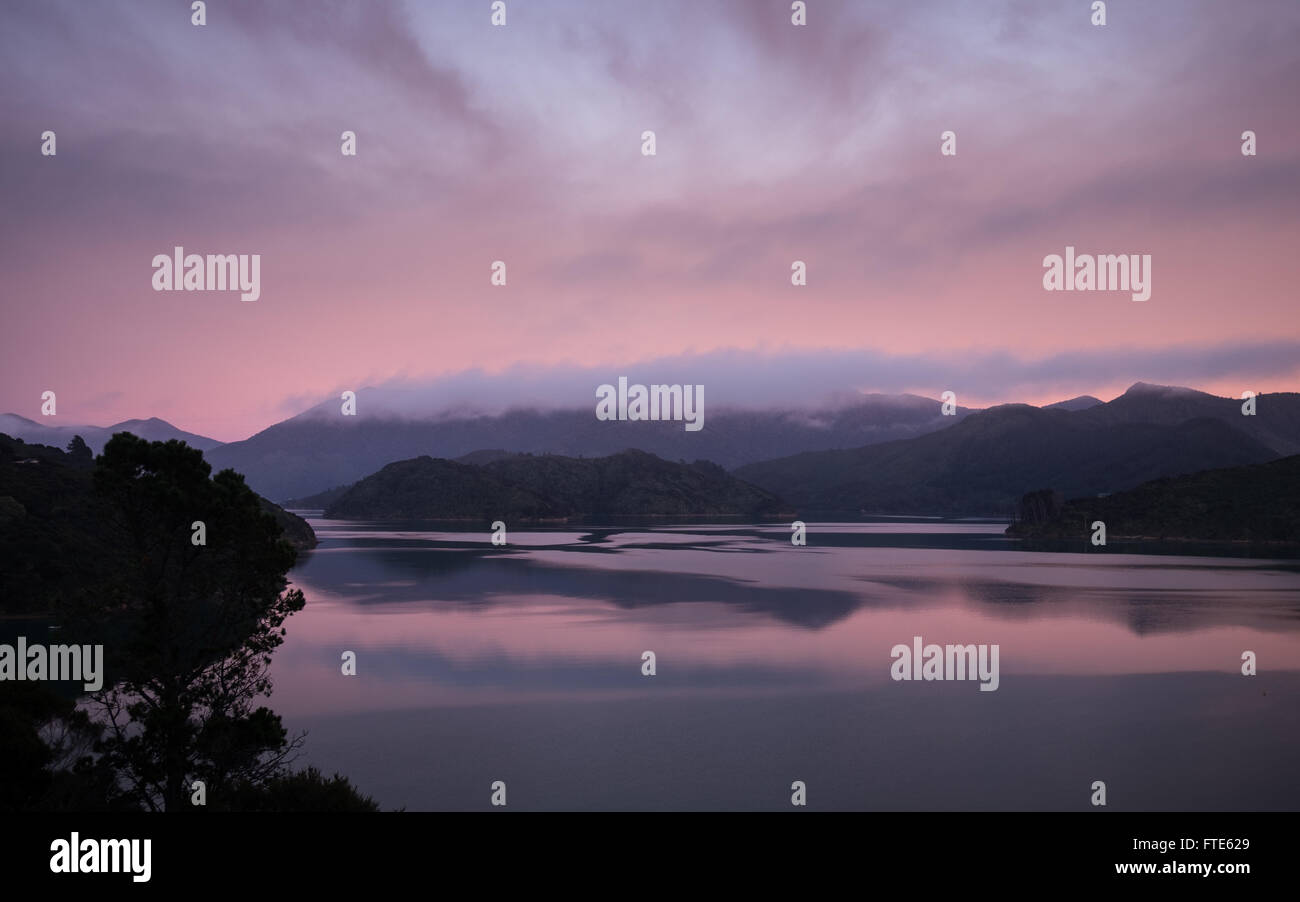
[0,682,131,812]
[68,434,306,811]
[65,435,92,466]
[222,766,382,812]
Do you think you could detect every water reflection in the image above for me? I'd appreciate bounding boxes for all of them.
[267,519,1300,810]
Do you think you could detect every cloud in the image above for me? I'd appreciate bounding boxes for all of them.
[2,0,1297,444]
[285,339,1300,418]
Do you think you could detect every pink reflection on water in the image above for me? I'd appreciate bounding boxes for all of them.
[268,525,1300,717]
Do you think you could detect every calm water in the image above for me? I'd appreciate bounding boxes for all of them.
[270,519,1300,810]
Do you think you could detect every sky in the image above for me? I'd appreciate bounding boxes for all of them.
[1,0,1297,441]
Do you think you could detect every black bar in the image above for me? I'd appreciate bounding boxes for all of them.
[3,812,1280,889]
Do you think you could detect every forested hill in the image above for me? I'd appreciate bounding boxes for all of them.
[1006,455,1300,544]
[324,449,788,520]
[735,404,1281,516]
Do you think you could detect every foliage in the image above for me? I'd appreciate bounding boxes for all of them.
[325,449,787,520]
[1008,455,1300,543]
[64,434,307,810]
[0,432,372,812]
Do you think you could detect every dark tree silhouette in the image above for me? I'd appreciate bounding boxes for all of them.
[65,434,92,466]
[223,766,381,812]
[69,434,306,811]
[0,682,129,812]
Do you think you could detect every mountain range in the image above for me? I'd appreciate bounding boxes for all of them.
[204,393,977,501]
[0,414,223,456]
[733,384,1300,516]
[5,383,1295,518]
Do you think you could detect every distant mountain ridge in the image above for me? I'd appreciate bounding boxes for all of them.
[324,449,788,521]
[207,394,976,501]
[0,414,223,455]
[13,382,1294,518]
[1073,383,1300,455]
[1044,395,1103,411]
[733,384,1300,516]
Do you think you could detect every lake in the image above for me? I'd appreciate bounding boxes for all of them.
[270,518,1300,810]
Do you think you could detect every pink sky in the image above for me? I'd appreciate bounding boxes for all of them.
[2,0,1297,441]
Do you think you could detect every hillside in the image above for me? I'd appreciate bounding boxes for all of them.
[206,394,972,501]
[1006,455,1300,543]
[733,401,1281,516]
[283,483,353,511]
[324,449,788,520]
[1076,383,1300,455]
[282,450,516,509]
[1045,395,1103,411]
[326,456,561,519]
[258,498,318,552]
